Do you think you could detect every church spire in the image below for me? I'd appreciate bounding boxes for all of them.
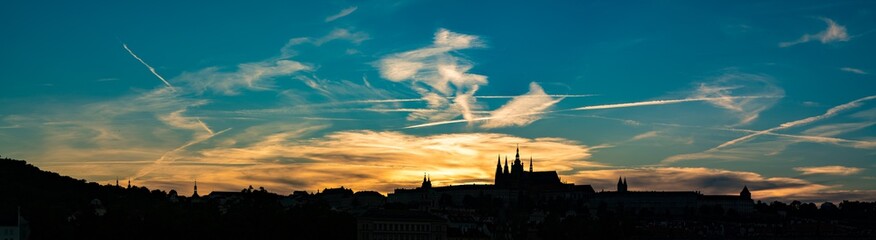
[193,180,200,198]
[529,156,533,172]
[127,179,131,189]
[515,144,520,161]
[741,185,751,199]
[503,157,509,174]
[617,177,624,192]
[623,178,628,192]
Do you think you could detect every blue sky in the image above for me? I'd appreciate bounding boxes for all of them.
[1,1,875,202]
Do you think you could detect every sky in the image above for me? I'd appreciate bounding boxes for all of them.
[1,1,875,202]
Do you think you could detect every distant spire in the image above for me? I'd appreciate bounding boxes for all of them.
[617,177,624,192]
[529,156,533,172]
[515,144,520,160]
[424,172,427,182]
[193,180,200,198]
[504,157,509,174]
[623,178,628,192]
[115,178,119,187]
[127,179,131,189]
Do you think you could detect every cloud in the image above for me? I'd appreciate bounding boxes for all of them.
[377,28,488,124]
[132,128,231,180]
[841,67,868,75]
[341,94,594,104]
[144,130,600,194]
[713,95,876,150]
[178,59,310,95]
[404,95,781,129]
[325,6,357,22]
[691,73,784,126]
[802,122,876,137]
[158,109,215,137]
[572,97,768,110]
[794,166,864,176]
[482,82,562,128]
[122,44,175,91]
[780,17,850,47]
[630,131,659,141]
[570,167,843,201]
[314,28,369,45]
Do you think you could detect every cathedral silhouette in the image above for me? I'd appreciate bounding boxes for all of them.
[493,145,566,189]
[388,146,753,215]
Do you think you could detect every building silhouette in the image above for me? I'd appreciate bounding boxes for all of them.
[389,146,753,216]
[494,145,569,190]
[357,209,447,240]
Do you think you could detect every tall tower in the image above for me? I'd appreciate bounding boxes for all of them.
[623,178,628,192]
[529,156,533,172]
[511,145,524,175]
[421,173,432,189]
[193,180,200,198]
[617,177,626,192]
[503,157,509,174]
[495,155,503,186]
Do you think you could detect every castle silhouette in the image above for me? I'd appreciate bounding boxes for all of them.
[388,146,753,215]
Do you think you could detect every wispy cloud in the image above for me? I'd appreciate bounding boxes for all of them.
[377,28,488,124]
[404,95,780,129]
[794,166,864,176]
[692,73,784,126]
[122,44,176,91]
[132,128,231,180]
[178,59,310,95]
[343,94,595,104]
[196,118,214,135]
[841,67,868,75]
[780,17,850,47]
[314,28,369,45]
[630,131,659,141]
[140,129,600,194]
[482,82,562,128]
[713,95,876,150]
[325,6,357,22]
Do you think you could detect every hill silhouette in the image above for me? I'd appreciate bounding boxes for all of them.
[0,157,355,240]
[3,156,876,239]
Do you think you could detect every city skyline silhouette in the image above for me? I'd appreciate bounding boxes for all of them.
[2,1,876,239]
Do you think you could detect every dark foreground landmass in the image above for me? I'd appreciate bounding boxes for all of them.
[1,157,875,239]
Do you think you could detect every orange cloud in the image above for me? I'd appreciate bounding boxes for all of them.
[794,166,864,176]
[569,167,838,201]
[130,130,601,195]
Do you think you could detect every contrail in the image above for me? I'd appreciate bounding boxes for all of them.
[132,128,231,180]
[404,96,777,129]
[404,112,548,129]
[347,94,597,104]
[559,114,876,148]
[196,118,214,135]
[712,95,876,150]
[573,96,774,110]
[122,44,176,91]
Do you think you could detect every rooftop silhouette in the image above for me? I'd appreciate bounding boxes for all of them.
[2,154,876,239]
